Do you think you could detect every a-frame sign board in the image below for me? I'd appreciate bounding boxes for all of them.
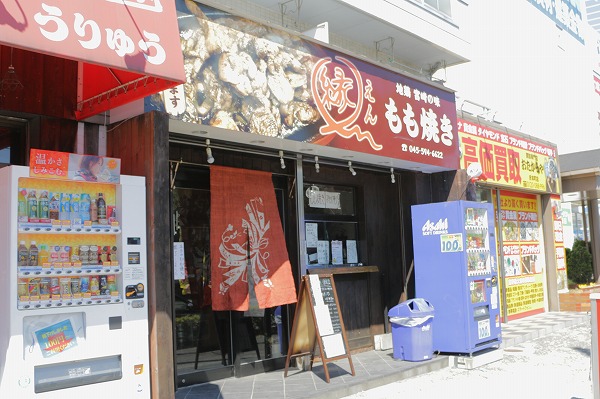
[284,274,355,383]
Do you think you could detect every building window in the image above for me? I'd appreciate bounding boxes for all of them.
[304,184,360,267]
[419,0,452,18]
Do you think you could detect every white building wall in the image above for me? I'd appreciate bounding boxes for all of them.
[444,0,600,156]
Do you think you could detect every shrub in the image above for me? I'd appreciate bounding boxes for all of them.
[566,239,593,285]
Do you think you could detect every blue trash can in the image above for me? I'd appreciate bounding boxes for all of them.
[388,298,434,361]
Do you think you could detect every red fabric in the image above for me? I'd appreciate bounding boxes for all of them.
[210,166,297,311]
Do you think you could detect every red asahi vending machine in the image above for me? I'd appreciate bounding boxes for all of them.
[0,152,150,398]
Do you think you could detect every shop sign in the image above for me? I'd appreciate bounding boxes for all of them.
[458,119,560,194]
[526,0,584,44]
[494,190,545,320]
[0,1,184,81]
[148,2,459,170]
[30,149,121,183]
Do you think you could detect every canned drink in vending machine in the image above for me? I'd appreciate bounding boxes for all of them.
[71,245,80,264]
[89,245,99,265]
[18,278,28,300]
[110,246,118,264]
[60,278,72,298]
[107,275,117,294]
[80,245,89,265]
[80,276,90,294]
[100,246,110,264]
[99,275,109,295]
[90,276,100,295]
[28,278,40,299]
[39,277,50,297]
[71,277,81,295]
[50,277,60,298]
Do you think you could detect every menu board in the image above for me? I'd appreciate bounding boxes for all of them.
[284,274,354,383]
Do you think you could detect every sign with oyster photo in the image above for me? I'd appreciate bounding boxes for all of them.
[147,0,459,169]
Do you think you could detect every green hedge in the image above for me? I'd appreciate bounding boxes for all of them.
[566,239,593,285]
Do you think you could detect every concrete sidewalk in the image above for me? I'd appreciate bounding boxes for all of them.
[175,311,589,399]
[344,312,592,399]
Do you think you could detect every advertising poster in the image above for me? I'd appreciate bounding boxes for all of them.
[494,190,545,320]
[551,195,569,292]
[30,149,121,183]
[35,319,78,358]
[458,119,560,194]
[148,1,460,170]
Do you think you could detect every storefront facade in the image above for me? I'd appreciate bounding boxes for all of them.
[458,116,564,321]
[0,2,185,398]
[0,1,476,398]
[133,0,464,389]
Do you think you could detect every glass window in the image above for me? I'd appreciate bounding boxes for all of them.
[304,184,360,267]
[423,0,452,17]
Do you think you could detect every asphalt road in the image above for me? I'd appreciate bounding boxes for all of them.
[343,316,593,399]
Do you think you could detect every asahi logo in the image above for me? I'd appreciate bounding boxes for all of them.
[422,218,448,235]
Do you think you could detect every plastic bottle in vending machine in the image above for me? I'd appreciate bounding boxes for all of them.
[97,193,107,224]
[27,189,38,220]
[90,195,98,223]
[38,191,50,219]
[80,193,91,222]
[17,241,28,267]
[28,241,39,267]
[60,193,71,221]
[48,192,60,220]
[38,244,49,266]
[70,193,80,225]
[18,188,27,222]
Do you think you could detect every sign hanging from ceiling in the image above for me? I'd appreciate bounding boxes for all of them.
[1,0,185,119]
[147,1,459,170]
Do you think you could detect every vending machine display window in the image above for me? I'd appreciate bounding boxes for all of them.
[15,177,122,310]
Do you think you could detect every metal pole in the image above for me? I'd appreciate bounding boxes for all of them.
[295,153,306,277]
[591,293,600,399]
[495,189,509,323]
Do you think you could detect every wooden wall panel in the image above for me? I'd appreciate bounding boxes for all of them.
[108,112,175,399]
[0,46,77,119]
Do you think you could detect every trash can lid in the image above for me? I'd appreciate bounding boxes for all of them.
[388,298,434,318]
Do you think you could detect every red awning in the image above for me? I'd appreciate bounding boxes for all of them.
[1,0,185,120]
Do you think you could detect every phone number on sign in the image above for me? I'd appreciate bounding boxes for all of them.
[401,144,444,159]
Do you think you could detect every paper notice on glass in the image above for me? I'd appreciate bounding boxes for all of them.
[305,223,318,247]
[309,274,324,306]
[173,242,185,280]
[322,333,346,358]
[346,240,358,264]
[317,241,330,264]
[331,240,343,265]
[314,304,334,335]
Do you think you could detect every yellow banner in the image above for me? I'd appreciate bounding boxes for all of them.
[459,119,560,194]
[493,190,545,320]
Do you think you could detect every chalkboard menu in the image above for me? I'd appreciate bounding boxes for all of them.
[284,274,354,383]
[317,277,341,333]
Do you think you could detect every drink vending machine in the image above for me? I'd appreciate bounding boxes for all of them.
[0,165,150,398]
[411,200,501,354]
